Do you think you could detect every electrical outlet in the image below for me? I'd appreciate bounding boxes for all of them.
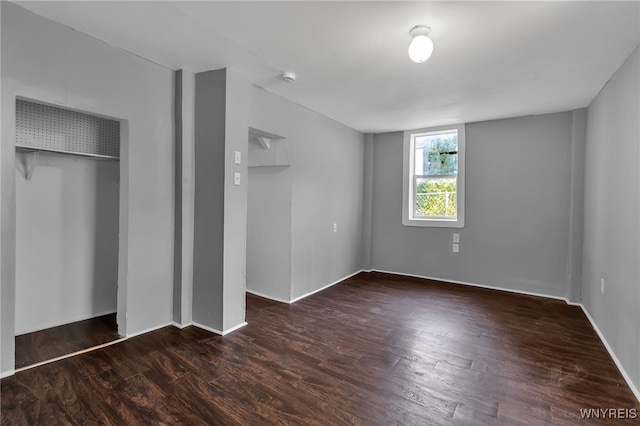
[452,243,459,253]
[234,172,241,186]
[600,278,605,294]
[453,233,460,243]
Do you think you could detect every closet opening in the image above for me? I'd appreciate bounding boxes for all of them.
[246,127,293,304]
[14,98,125,369]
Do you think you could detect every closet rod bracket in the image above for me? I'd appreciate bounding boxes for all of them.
[24,151,40,181]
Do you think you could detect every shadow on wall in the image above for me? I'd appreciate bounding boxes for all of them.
[92,160,120,321]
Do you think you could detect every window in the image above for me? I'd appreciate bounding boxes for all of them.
[402,124,465,228]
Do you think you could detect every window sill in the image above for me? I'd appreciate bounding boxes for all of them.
[402,217,465,228]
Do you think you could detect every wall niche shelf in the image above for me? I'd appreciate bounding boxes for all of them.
[248,127,289,167]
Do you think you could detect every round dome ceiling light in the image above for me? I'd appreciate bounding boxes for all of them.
[408,25,434,63]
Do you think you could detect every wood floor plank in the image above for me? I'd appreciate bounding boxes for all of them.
[3,272,639,424]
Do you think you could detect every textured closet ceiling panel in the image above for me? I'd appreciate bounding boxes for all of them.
[16,99,120,158]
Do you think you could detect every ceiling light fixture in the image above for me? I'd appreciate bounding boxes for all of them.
[408,25,433,63]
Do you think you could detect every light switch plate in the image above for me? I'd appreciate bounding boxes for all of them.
[234,151,241,165]
[453,233,460,243]
[234,172,241,186]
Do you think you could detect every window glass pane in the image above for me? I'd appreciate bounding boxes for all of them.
[414,131,458,175]
[415,176,457,217]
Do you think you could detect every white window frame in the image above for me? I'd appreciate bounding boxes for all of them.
[402,123,466,228]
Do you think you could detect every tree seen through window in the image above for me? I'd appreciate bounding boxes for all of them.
[414,132,458,217]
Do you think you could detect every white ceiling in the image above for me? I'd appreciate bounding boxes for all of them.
[15,1,640,133]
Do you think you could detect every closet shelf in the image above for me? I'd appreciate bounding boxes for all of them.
[16,145,120,161]
[16,145,119,181]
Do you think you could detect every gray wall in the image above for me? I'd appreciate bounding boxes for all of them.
[370,112,585,298]
[249,86,365,301]
[173,71,184,324]
[247,166,292,302]
[2,3,174,373]
[192,69,248,333]
[567,109,587,302]
[221,71,249,331]
[173,70,196,326]
[361,134,375,271]
[193,70,226,329]
[15,154,119,334]
[1,1,3,374]
[583,46,640,389]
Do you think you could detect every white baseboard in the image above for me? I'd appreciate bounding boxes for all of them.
[193,321,248,336]
[222,321,248,335]
[579,306,640,403]
[246,289,290,304]
[247,270,365,305]
[193,322,223,335]
[370,269,569,303]
[171,321,193,329]
[126,322,172,339]
[369,269,640,404]
[289,269,364,304]
[1,369,15,379]
[14,337,127,375]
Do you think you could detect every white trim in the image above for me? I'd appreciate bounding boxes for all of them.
[171,321,193,329]
[246,289,290,304]
[369,269,640,403]
[289,270,364,304]
[1,370,16,379]
[126,322,172,339]
[193,321,248,336]
[371,269,568,302]
[14,337,127,374]
[579,306,640,403]
[192,322,224,335]
[247,270,365,305]
[222,321,248,335]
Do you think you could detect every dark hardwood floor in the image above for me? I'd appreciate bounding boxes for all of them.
[14,313,121,370]
[2,272,638,425]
